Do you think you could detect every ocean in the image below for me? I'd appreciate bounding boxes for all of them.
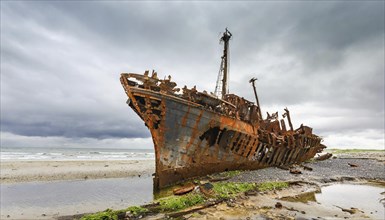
[0,146,155,161]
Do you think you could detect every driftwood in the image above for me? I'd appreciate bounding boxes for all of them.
[167,200,222,218]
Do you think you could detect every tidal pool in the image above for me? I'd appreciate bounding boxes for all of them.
[315,183,385,219]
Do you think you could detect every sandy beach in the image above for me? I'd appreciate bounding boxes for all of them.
[0,160,155,184]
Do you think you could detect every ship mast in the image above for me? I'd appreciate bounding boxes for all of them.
[249,77,263,121]
[214,28,232,99]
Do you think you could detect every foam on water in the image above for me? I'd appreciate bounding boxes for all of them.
[0,147,155,161]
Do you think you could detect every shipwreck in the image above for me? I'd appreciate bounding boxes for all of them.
[120,29,326,189]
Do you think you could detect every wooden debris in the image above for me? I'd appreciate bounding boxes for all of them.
[167,200,221,218]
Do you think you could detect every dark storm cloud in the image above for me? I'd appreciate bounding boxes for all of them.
[1,1,151,139]
[1,1,383,147]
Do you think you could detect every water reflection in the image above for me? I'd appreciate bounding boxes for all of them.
[316,183,384,219]
[278,183,385,219]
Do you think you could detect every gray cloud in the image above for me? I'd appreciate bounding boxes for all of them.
[1,1,384,148]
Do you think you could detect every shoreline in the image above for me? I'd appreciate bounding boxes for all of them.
[0,159,155,184]
[1,151,384,220]
[1,150,382,184]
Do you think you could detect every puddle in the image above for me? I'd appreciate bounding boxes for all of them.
[315,183,385,219]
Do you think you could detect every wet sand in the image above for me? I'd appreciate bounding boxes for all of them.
[1,177,154,220]
[0,160,155,184]
[1,160,155,220]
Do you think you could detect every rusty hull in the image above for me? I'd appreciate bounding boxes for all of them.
[120,72,325,189]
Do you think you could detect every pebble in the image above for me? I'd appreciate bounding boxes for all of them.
[229,158,385,184]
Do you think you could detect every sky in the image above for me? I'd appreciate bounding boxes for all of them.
[1,1,384,149]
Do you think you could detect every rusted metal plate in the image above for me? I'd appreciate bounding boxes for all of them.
[173,183,196,195]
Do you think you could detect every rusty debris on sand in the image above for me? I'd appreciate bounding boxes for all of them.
[315,153,333,161]
[173,183,196,195]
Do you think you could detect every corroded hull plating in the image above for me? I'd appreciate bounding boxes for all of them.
[120,75,325,189]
